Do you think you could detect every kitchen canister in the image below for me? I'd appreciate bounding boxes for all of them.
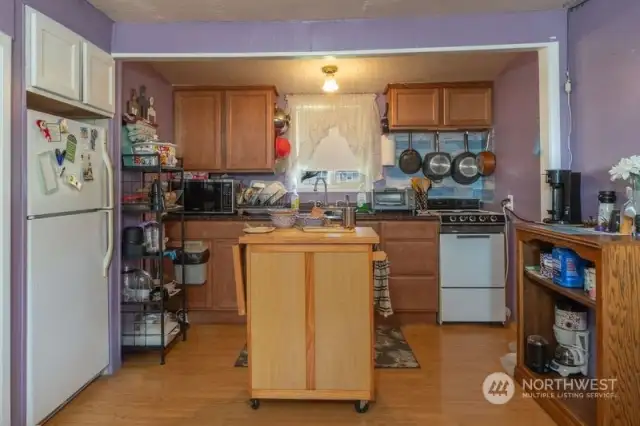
[596,191,616,231]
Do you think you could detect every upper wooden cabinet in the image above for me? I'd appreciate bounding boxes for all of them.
[174,91,223,170]
[25,6,115,116]
[174,87,277,172]
[385,83,493,130]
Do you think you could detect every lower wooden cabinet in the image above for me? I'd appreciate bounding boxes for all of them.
[166,220,439,324]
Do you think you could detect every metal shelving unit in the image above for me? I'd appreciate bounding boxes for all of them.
[120,153,186,364]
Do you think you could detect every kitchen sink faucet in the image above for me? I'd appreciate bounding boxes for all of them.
[313,177,329,207]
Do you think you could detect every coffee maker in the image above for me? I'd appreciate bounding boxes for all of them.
[545,169,582,224]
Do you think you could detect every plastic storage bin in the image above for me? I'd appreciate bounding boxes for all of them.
[173,241,210,285]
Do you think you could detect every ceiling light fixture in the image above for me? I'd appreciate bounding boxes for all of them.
[321,65,339,93]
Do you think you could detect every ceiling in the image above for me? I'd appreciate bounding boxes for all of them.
[147,51,529,94]
[88,0,568,22]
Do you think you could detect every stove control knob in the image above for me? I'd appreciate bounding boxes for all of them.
[490,215,497,222]
[449,216,456,222]
[469,216,476,222]
[460,215,467,222]
[479,216,487,222]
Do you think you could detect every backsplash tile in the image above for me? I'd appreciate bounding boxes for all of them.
[208,131,495,204]
[381,132,495,202]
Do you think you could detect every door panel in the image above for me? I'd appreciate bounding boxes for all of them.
[440,234,505,288]
[27,212,108,425]
[82,41,115,113]
[225,90,275,171]
[249,251,306,390]
[440,288,506,322]
[26,7,81,101]
[174,91,222,170]
[314,252,371,391]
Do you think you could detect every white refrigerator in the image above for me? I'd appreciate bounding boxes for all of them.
[26,110,114,425]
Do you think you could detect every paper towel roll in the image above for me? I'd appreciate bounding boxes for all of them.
[381,134,396,166]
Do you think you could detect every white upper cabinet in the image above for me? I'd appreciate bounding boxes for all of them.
[24,6,115,117]
[25,6,82,102]
[82,41,115,114]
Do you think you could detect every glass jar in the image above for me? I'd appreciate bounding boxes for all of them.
[621,175,640,234]
[142,221,161,253]
[597,190,616,230]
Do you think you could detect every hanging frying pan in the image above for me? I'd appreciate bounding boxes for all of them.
[398,133,422,174]
[477,129,496,176]
[422,131,451,180]
[451,132,480,185]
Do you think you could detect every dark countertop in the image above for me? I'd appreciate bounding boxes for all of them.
[165,211,439,222]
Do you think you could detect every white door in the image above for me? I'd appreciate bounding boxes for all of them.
[26,211,109,425]
[82,41,115,114]
[25,6,82,101]
[27,110,107,217]
[439,233,505,288]
[0,30,12,426]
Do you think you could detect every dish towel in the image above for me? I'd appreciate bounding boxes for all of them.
[373,245,393,317]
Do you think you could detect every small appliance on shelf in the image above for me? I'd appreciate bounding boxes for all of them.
[550,299,589,377]
[543,169,582,224]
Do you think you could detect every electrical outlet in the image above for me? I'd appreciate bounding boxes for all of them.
[506,195,514,211]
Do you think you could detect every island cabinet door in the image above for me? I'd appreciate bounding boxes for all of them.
[313,250,373,393]
[248,250,307,390]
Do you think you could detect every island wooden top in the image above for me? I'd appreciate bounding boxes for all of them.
[238,227,380,245]
[515,223,640,248]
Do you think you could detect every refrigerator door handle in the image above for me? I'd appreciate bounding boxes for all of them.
[103,208,113,277]
[101,133,114,210]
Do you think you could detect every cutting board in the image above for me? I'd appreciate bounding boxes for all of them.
[301,226,355,233]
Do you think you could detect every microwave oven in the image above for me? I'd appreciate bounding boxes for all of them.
[371,188,415,211]
[182,179,236,214]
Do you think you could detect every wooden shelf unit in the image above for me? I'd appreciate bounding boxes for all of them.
[515,224,640,426]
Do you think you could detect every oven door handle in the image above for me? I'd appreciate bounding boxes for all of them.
[456,235,491,239]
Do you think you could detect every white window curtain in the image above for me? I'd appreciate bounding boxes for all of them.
[285,94,381,188]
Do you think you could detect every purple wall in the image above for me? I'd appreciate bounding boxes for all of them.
[10,1,113,425]
[568,0,640,215]
[491,52,540,316]
[122,62,174,140]
[0,0,14,37]
[111,10,570,166]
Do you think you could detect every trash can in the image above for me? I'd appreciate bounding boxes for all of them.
[173,241,210,285]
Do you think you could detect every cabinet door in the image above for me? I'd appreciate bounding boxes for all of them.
[25,7,82,101]
[224,90,275,172]
[82,41,115,114]
[211,238,239,311]
[314,251,372,392]
[388,88,440,129]
[174,91,223,170]
[249,251,306,390]
[442,87,492,128]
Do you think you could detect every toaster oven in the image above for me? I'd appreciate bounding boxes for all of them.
[371,188,415,211]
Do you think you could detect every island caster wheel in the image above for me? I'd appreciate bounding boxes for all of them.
[354,400,370,413]
[250,399,260,410]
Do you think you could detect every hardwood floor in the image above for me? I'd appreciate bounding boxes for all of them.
[47,324,554,425]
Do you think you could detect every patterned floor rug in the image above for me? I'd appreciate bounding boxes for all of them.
[234,325,420,368]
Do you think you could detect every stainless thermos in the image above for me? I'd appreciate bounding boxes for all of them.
[341,195,357,229]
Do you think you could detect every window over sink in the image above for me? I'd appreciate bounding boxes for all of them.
[284,94,381,192]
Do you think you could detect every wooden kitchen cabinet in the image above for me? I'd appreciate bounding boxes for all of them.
[174,87,277,172]
[174,91,223,170]
[380,221,439,320]
[442,86,492,127]
[386,87,440,129]
[225,90,276,171]
[385,83,493,130]
[165,221,246,323]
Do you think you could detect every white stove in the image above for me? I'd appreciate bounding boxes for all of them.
[431,200,507,325]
